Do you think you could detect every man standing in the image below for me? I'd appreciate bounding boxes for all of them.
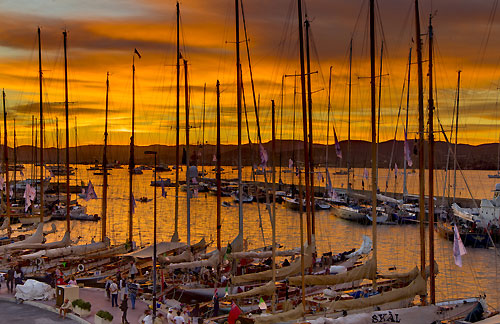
[127,279,138,310]
[110,279,119,307]
[120,294,129,324]
[130,261,138,279]
[173,310,185,324]
[6,266,14,293]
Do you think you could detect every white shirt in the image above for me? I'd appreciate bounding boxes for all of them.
[142,315,153,324]
[110,282,118,294]
[130,264,138,275]
[167,312,175,324]
[174,315,185,324]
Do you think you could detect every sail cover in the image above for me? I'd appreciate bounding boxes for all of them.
[288,258,375,286]
[327,274,427,311]
[227,280,275,299]
[253,305,305,324]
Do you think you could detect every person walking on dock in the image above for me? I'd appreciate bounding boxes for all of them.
[119,293,129,324]
[110,279,119,307]
[130,261,138,279]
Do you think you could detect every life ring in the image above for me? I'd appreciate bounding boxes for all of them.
[35,258,44,267]
[77,264,85,272]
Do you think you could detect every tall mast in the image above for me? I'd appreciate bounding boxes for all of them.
[216,80,221,253]
[63,30,70,233]
[326,66,332,192]
[129,50,138,245]
[235,0,243,239]
[184,59,191,247]
[38,27,45,224]
[305,18,315,238]
[173,1,180,243]
[403,48,412,200]
[202,83,206,178]
[279,76,284,186]
[427,14,436,304]
[13,119,16,204]
[271,99,277,312]
[31,115,34,186]
[347,39,353,192]
[296,0,312,245]
[74,116,78,186]
[376,41,384,178]
[415,0,427,288]
[453,70,461,202]
[3,91,11,238]
[56,118,60,203]
[102,73,109,241]
[369,0,378,287]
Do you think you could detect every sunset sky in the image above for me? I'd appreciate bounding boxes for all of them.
[1,0,500,147]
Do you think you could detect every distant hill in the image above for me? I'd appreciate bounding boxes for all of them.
[5,139,499,170]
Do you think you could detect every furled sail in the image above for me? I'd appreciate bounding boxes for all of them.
[227,280,275,299]
[288,258,375,286]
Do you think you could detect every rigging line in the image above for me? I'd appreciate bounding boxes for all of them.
[383,59,408,195]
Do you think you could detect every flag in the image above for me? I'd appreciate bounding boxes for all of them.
[453,225,467,267]
[0,176,4,190]
[394,163,398,178]
[24,184,36,212]
[213,154,217,162]
[192,177,198,184]
[161,179,167,198]
[258,297,267,310]
[213,288,218,300]
[326,171,332,193]
[20,170,24,177]
[131,193,137,214]
[259,144,268,167]
[194,188,199,198]
[224,286,229,298]
[134,48,142,59]
[334,127,342,159]
[85,181,98,201]
[288,158,293,169]
[317,171,321,182]
[295,166,299,176]
[49,169,55,178]
[363,168,369,180]
[228,302,242,324]
[404,129,413,167]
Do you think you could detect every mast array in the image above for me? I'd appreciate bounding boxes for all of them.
[235,0,243,240]
[102,72,109,241]
[63,30,70,233]
[3,90,11,238]
[38,27,45,224]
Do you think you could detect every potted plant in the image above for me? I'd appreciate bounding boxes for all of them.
[71,299,91,317]
[95,310,113,324]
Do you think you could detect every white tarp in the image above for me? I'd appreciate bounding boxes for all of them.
[15,279,54,300]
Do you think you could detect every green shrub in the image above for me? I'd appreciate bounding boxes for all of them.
[72,298,91,311]
[96,310,113,322]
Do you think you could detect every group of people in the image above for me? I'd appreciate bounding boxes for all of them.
[103,262,139,323]
[5,266,24,293]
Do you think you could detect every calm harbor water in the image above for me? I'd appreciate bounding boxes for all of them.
[29,164,500,310]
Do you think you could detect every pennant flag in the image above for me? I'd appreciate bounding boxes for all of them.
[194,188,199,198]
[453,225,467,267]
[288,158,293,169]
[228,302,242,324]
[394,163,398,178]
[334,127,342,159]
[317,171,321,182]
[192,177,198,184]
[259,144,268,167]
[295,166,299,176]
[213,288,218,300]
[258,297,267,310]
[20,170,24,177]
[131,193,137,214]
[224,286,229,298]
[161,179,167,198]
[85,181,98,201]
[404,129,413,167]
[363,168,369,180]
[24,184,36,212]
[134,48,142,59]
[213,154,217,162]
[49,169,55,178]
